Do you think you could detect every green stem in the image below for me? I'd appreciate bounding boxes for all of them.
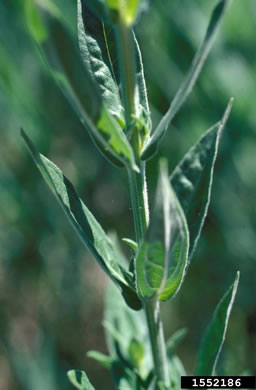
[128,163,169,387]
[144,299,170,387]
[116,15,169,387]
[127,162,148,243]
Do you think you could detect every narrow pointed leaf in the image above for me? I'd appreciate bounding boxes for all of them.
[195,272,240,376]
[171,100,233,259]
[36,13,137,170]
[134,32,152,135]
[122,238,138,251]
[136,161,189,301]
[21,130,141,310]
[168,354,186,389]
[166,328,188,357]
[87,351,112,369]
[104,282,151,375]
[78,0,122,119]
[67,370,95,390]
[142,0,232,160]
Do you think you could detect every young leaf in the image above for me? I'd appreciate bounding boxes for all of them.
[195,271,240,376]
[37,14,137,171]
[21,130,141,311]
[136,160,189,301]
[104,281,151,375]
[134,33,152,136]
[78,0,151,138]
[67,370,95,390]
[87,351,112,369]
[168,354,186,390]
[78,0,122,119]
[142,0,232,160]
[170,99,233,259]
[122,238,138,251]
[104,0,149,26]
[128,338,145,368]
[166,328,188,357]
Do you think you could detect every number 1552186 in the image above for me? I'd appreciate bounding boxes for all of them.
[181,376,256,389]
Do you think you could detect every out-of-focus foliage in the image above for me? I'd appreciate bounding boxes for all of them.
[0,0,255,389]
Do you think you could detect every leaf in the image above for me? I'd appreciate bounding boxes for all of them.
[87,351,112,369]
[67,370,95,390]
[141,0,232,160]
[168,354,186,390]
[166,328,188,357]
[25,0,48,43]
[195,271,240,376]
[111,362,137,390]
[122,238,138,251]
[104,281,151,376]
[170,99,233,259]
[128,338,145,368]
[78,0,151,137]
[136,160,189,301]
[133,32,152,136]
[38,13,137,171]
[104,0,149,26]
[78,0,122,119]
[21,129,141,311]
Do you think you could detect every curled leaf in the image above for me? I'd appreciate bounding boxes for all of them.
[136,160,189,301]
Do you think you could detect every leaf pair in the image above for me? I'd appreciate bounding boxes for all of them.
[34,0,152,169]
[21,130,141,311]
[136,101,233,302]
[142,0,232,160]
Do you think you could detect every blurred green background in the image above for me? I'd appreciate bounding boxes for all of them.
[0,0,255,389]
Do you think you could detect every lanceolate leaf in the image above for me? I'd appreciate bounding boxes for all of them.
[78,0,151,137]
[67,370,95,390]
[38,15,137,171]
[142,0,232,160]
[134,33,152,134]
[136,161,189,301]
[195,272,240,376]
[78,0,122,119]
[166,328,188,357]
[21,130,141,311]
[87,350,113,369]
[171,99,233,259]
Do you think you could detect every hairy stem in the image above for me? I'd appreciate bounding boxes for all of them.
[144,299,170,387]
[128,164,169,386]
[128,162,148,243]
[116,16,169,387]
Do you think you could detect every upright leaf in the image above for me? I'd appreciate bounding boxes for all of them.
[78,0,151,137]
[195,272,240,376]
[36,11,137,170]
[166,328,188,357]
[168,354,186,390]
[171,99,233,258]
[104,281,151,374]
[136,160,189,301]
[78,0,123,119]
[134,33,152,136]
[142,0,232,160]
[21,130,141,311]
[67,370,95,390]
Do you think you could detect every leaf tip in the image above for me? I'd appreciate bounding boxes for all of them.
[234,270,240,287]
